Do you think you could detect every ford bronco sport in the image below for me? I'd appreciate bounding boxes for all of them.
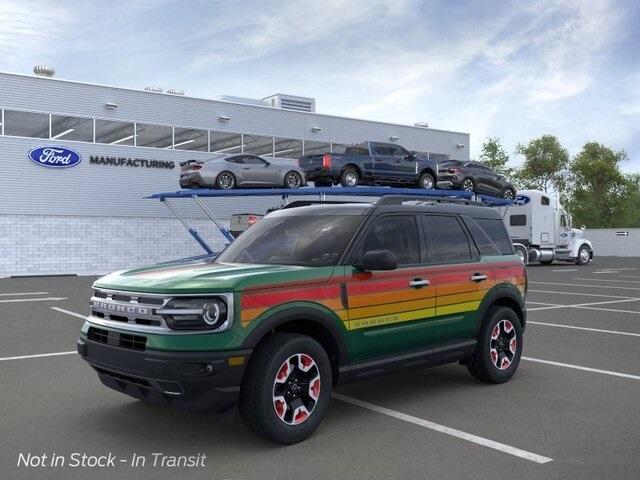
[78,196,526,444]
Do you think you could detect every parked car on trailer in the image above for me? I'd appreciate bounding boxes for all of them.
[498,189,593,265]
[437,160,516,199]
[179,154,307,189]
[299,141,438,189]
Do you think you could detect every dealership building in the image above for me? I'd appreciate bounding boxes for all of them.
[0,68,470,276]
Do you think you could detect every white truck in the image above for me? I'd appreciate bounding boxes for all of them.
[499,189,593,265]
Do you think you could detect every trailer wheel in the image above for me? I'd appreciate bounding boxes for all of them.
[575,245,591,265]
[418,172,435,189]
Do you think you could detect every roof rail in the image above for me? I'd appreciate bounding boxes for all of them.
[376,194,480,206]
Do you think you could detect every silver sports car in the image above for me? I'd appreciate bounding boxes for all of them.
[179,154,307,189]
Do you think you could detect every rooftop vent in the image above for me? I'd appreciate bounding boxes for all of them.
[263,94,316,113]
[414,122,429,128]
[144,85,163,93]
[167,88,184,96]
[33,65,55,77]
[218,95,270,107]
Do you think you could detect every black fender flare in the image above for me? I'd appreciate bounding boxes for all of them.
[474,284,526,335]
[241,305,349,368]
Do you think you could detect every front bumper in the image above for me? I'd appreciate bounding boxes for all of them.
[77,336,251,414]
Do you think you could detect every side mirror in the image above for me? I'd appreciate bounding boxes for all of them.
[405,151,416,160]
[359,249,398,271]
[264,161,271,166]
[581,225,586,231]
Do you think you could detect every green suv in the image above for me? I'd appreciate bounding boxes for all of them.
[78,197,527,444]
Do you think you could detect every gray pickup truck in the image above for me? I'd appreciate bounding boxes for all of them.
[298,141,439,189]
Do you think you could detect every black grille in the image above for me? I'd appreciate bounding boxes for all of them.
[119,333,146,351]
[94,367,150,387]
[137,296,164,305]
[94,290,108,298]
[87,327,108,344]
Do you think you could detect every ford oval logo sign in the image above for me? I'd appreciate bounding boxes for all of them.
[513,195,530,206]
[28,146,82,168]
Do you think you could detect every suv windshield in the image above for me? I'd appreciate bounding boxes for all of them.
[216,215,364,266]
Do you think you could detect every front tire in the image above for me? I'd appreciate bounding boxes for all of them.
[467,307,522,384]
[575,244,591,265]
[239,333,332,444]
[418,172,435,189]
[216,171,236,189]
[503,187,516,200]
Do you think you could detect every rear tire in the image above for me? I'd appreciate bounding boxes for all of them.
[239,333,332,444]
[216,171,236,189]
[514,244,528,265]
[340,168,359,187]
[467,307,522,384]
[462,177,475,192]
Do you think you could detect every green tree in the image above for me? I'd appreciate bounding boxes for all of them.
[515,135,569,193]
[566,142,629,228]
[479,137,514,178]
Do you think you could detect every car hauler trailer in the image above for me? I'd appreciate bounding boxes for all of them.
[499,189,593,266]
[147,186,512,260]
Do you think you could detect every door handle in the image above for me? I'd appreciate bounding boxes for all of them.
[470,273,488,282]
[409,278,430,288]
[243,167,251,170]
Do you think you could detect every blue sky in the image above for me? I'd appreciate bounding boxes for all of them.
[1,0,639,170]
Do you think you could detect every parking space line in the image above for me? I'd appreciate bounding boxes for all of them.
[0,351,76,362]
[51,306,87,319]
[620,275,640,279]
[573,278,640,284]
[526,301,560,306]
[528,298,640,311]
[530,281,640,291]
[523,357,640,381]
[528,321,640,337]
[575,306,640,315]
[332,393,553,464]
[0,296,67,304]
[0,291,49,296]
[552,269,578,272]
[528,289,637,299]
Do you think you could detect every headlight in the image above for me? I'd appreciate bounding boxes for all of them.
[158,296,231,331]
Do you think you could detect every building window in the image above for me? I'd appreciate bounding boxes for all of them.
[135,123,173,148]
[210,131,242,154]
[50,114,93,142]
[274,138,303,158]
[243,134,274,156]
[303,140,330,156]
[95,119,134,145]
[331,143,348,154]
[173,127,208,151]
[4,110,49,138]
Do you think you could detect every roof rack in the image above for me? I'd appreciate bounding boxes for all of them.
[376,194,481,206]
[147,186,512,259]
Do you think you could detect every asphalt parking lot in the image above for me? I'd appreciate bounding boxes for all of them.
[1,257,639,480]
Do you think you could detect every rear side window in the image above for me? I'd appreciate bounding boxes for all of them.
[345,146,369,155]
[361,216,420,265]
[422,215,473,263]
[510,215,526,226]
[475,219,513,255]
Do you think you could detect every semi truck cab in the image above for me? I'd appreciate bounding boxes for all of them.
[501,190,593,265]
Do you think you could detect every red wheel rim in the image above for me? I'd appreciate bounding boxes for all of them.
[489,319,517,370]
[272,353,321,425]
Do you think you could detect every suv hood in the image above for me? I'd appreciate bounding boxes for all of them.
[93,260,334,294]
